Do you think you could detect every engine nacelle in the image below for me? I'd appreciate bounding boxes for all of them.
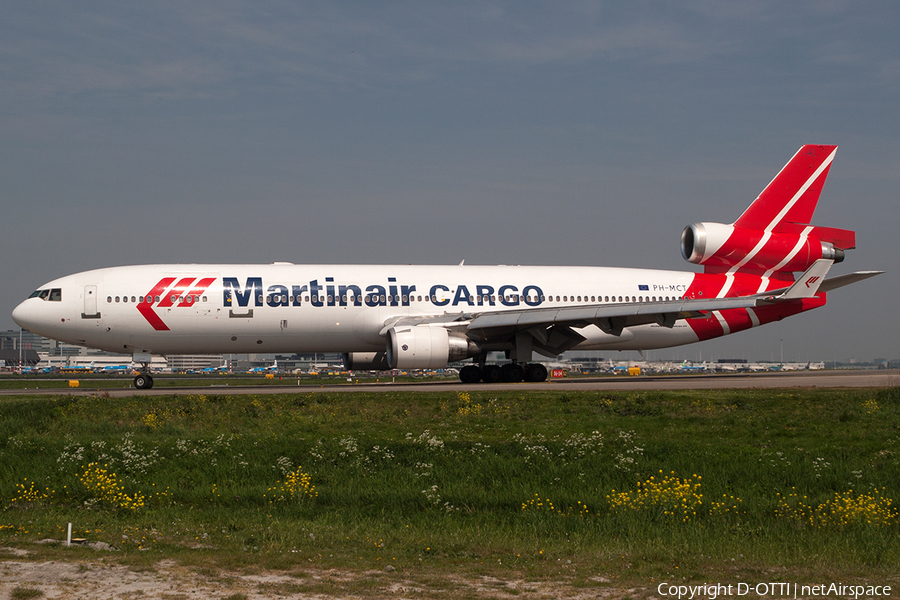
[386,326,480,370]
[681,222,844,272]
[342,351,390,370]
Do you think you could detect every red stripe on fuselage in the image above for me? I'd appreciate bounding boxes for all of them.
[179,277,216,306]
[157,278,197,308]
[683,272,824,342]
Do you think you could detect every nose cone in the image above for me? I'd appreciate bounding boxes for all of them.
[12,298,60,339]
[12,299,40,332]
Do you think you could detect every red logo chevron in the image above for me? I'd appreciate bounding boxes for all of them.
[138,277,177,331]
[137,277,217,331]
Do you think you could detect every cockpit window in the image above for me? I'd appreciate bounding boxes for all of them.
[28,288,62,301]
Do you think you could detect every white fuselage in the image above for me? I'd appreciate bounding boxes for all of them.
[12,263,700,356]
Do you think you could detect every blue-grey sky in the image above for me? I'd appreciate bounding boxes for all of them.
[2,2,897,362]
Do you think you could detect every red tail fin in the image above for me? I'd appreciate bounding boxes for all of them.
[734,144,837,231]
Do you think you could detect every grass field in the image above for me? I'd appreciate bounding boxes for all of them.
[1,386,899,589]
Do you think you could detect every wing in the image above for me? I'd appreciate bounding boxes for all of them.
[381,295,764,358]
[380,261,882,358]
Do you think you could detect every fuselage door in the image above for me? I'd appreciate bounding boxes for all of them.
[82,285,100,319]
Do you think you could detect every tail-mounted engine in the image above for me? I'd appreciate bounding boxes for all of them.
[681,222,855,273]
[386,326,481,370]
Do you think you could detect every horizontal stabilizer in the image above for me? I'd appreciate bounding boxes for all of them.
[819,270,884,293]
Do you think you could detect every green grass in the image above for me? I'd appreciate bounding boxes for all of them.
[1,387,899,585]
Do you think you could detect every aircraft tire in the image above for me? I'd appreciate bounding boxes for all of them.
[481,364,503,384]
[525,363,548,382]
[458,365,482,384]
[134,374,154,389]
[501,363,525,383]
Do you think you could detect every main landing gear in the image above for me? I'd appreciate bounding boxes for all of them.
[458,363,548,384]
[133,372,154,389]
[133,356,154,389]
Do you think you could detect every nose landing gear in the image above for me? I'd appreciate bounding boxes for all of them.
[132,353,154,389]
